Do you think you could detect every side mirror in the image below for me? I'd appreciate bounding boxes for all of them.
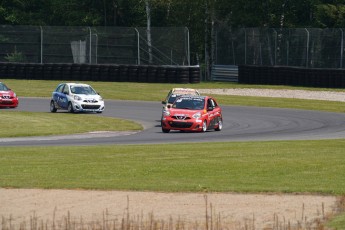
[162,101,166,105]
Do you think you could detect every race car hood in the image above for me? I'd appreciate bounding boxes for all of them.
[71,93,103,102]
[0,90,16,97]
[169,108,205,117]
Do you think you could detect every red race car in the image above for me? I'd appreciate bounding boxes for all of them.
[161,95,222,133]
[0,82,19,108]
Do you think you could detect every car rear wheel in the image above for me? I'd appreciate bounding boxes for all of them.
[215,118,222,131]
[67,102,74,113]
[50,100,57,112]
[201,120,207,132]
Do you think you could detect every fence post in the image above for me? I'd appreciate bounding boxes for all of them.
[340,28,343,68]
[40,26,43,64]
[89,27,92,64]
[134,28,140,65]
[305,28,309,68]
[185,27,190,66]
[244,28,247,65]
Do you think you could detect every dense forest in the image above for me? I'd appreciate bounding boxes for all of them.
[1,0,345,64]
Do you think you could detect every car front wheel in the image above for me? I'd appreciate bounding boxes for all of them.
[162,128,170,133]
[67,102,74,113]
[201,120,207,132]
[215,118,222,131]
[50,100,57,112]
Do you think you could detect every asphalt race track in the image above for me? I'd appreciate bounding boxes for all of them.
[1,97,345,146]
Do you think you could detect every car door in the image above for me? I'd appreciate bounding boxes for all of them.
[55,84,69,109]
[206,98,219,128]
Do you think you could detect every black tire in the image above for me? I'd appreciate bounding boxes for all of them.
[50,100,57,113]
[201,120,207,132]
[67,102,74,113]
[162,128,170,133]
[215,118,223,131]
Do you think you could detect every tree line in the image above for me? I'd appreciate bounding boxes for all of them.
[1,0,344,65]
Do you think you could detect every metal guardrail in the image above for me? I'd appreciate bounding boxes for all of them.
[211,65,238,82]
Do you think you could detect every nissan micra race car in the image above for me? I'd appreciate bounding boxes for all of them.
[161,95,222,133]
[0,82,19,108]
[50,83,105,113]
[161,88,200,118]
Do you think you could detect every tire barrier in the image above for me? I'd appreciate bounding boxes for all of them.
[80,64,91,81]
[119,65,129,82]
[239,65,345,88]
[108,65,119,82]
[176,67,190,84]
[0,62,201,84]
[128,65,138,82]
[99,65,110,82]
[137,65,148,82]
[156,66,167,83]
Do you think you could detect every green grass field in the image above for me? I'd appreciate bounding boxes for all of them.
[1,140,345,194]
[1,79,345,228]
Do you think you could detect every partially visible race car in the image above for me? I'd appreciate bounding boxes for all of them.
[161,95,222,133]
[161,88,200,117]
[50,83,105,113]
[0,82,19,108]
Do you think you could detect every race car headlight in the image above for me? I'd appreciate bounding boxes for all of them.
[74,95,82,101]
[192,112,202,119]
[99,97,104,101]
[13,93,17,97]
[163,110,170,116]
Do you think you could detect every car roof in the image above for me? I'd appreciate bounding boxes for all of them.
[64,83,90,87]
[178,95,207,100]
[171,88,199,95]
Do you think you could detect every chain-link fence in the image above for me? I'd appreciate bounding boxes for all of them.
[215,27,345,69]
[0,25,190,66]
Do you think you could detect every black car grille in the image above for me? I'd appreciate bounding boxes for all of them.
[1,95,11,99]
[169,121,193,128]
[83,99,98,103]
[0,101,14,105]
[172,115,191,120]
[81,104,100,109]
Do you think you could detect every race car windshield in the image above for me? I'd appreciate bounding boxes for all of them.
[173,98,205,110]
[0,83,9,91]
[70,86,97,95]
[168,94,180,104]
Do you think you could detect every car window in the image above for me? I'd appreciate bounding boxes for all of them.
[173,97,205,110]
[63,85,69,94]
[168,94,180,104]
[0,83,8,91]
[71,85,97,95]
[211,99,218,107]
[56,84,64,93]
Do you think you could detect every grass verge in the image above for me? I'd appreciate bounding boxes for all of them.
[1,139,345,194]
[0,111,142,137]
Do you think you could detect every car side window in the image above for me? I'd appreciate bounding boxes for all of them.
[210,99,217,107]
[207,99,213,109]
[56,84,64,93]
[63,85,69,94]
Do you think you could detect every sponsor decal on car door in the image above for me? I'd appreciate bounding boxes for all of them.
[56,85,69,109]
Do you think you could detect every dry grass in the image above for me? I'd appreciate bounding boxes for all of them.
[2,195,344,230]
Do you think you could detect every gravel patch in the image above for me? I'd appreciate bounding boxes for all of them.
[198,88,345,102]
[0,188,339,230]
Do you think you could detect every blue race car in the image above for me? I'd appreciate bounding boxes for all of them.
[50,83,105,113]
